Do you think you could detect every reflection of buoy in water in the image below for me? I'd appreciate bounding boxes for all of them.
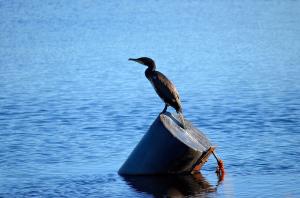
[118,112,215,175]
[121,172,216,197]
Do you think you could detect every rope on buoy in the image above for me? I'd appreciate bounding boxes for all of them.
[212,150,225,182]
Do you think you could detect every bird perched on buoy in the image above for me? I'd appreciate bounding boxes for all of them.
[129,57,186,129]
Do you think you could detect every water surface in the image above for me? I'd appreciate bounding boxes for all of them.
[0,1,300,197]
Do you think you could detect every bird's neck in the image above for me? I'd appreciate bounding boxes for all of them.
[145,67,156,79]
[146,65,156,72]
[148,64,156,71]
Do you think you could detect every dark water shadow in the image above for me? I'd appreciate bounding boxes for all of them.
[121,172,216,197]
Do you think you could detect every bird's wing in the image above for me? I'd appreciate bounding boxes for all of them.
[151,71,182,107]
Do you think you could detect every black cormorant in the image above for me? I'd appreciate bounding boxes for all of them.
[129,57,186,129]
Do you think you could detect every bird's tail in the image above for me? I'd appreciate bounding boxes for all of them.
[177,109,186,129]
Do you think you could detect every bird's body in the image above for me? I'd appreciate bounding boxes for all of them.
[129,57,186,129]
[145,69,182,113]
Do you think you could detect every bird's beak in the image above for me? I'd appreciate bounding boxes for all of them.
[128,58,143,65]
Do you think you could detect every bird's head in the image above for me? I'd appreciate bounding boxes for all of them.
[128,57,156,70]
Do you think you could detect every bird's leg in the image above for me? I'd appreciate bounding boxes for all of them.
[161,104,168,114]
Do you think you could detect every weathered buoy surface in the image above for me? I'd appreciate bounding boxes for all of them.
[118,112,214,175]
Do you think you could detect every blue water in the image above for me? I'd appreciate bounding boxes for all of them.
[1,1,300,197]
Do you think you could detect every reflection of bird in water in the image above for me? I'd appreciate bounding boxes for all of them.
[121,172,215,197]
[129,57,186,129]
